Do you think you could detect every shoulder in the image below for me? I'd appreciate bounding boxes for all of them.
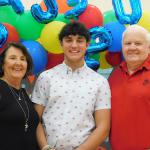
[108,65,122,80]
[0,79,8,91]
[85,67,109,85]
[37,63,64,81]
[86,67,108,80]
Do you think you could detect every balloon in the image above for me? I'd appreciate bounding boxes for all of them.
[15,10,45,40]
[0,24,8,51]
[54,14,71,23]
[85,54,100,71]
[89,53,100,62]
[9,0,24,14]
[0,0,24,14]
[104,21,126,52]
[0,23,19,53]
[112,0,142,24]
[105,51,122,66]
[27,75,35,84]
[87,26,113,53]
[40,0,72,13]
[103,10,118,25]
[40,21,66,54]
[65,0,88,19]
[67,0,79,7]
[31,0,58,24]
[46,52,64,69]
[0,0,9,6]
[78,4,103,29]
[22,41,48,75]
[0,6,18,27]
[99,51,112,69]
[137,11,150,32]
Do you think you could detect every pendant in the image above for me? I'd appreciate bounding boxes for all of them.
[19,97,21,101]
[25,121,28,132]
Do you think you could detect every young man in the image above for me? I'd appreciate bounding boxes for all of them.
[109,25,150,150]
[32,22,111,150]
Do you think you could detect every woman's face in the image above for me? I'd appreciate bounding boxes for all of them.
[3,46,27,81]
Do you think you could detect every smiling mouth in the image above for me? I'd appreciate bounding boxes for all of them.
[13,68,23,71]
[69,50,80,53]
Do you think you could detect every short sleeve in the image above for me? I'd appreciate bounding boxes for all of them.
[95,77,111,110]
[31,72,50,106]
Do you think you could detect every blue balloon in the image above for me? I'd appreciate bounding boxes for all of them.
[0,24,8,49]
[104,21,126,52]
[112,0,142,24]
[9,0,24,14]
[22,41,48,75]
[87,26,113,53]
[0,0,9,6]
[67,0,79,7]
[0,0,24,14]
[31,0,58,24]
[85,54,100,71]
[65,0,88,19]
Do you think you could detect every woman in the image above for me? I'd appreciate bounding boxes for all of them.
[0,42,39,150]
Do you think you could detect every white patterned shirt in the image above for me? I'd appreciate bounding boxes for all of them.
[31,62,111,150]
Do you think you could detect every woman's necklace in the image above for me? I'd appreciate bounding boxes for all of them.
[8,85,29,132]
[8,85,22,100]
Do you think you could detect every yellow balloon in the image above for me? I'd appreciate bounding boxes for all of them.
[40,21,66,54]
[99,51,112,69]
[36,38,42,44]
[137,11,150,32]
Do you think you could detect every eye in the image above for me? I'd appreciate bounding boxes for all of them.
[20,57,26,61]
[9,56,16,60]
[77,37,85,43]
[135,42,142,46]
[66,39,72,42]
[124,42,131,45]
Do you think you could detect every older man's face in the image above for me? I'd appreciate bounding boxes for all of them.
[122,31,150,66]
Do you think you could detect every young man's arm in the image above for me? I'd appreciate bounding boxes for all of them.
[75,108,110,150]
[34,104,48,150]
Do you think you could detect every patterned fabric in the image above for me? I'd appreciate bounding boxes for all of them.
[32,62,111,150]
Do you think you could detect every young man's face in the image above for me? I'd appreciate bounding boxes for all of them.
[61,35,89,65]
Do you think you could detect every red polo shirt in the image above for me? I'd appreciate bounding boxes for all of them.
[109,55,150,150]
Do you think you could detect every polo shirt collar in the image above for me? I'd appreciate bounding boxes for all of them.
[120,55,150,74]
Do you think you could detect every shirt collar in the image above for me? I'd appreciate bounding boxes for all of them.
[62,61,87,75]
[120,55,150,74]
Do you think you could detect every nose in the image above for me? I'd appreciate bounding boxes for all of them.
[72,40,78,47]
[15,58,22,65]
[129,43,137,49]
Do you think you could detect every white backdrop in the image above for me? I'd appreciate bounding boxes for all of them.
[22,0,150,12]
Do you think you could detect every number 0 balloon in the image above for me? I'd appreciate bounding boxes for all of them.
[112,0,142,24]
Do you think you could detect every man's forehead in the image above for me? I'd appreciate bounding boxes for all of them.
[64,35,85,39]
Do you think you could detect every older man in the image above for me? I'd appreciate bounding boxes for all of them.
[109,25,150,150]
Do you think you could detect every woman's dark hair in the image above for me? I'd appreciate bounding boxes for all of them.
[0,42,33,78]
[59,21,90,42]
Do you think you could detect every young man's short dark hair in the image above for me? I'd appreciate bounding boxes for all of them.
[59,21,90,42]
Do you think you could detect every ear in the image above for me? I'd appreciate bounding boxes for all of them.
[148,44,150,53]
[86,42,90,48]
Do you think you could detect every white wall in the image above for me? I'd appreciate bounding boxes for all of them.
[22,0,150,12]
